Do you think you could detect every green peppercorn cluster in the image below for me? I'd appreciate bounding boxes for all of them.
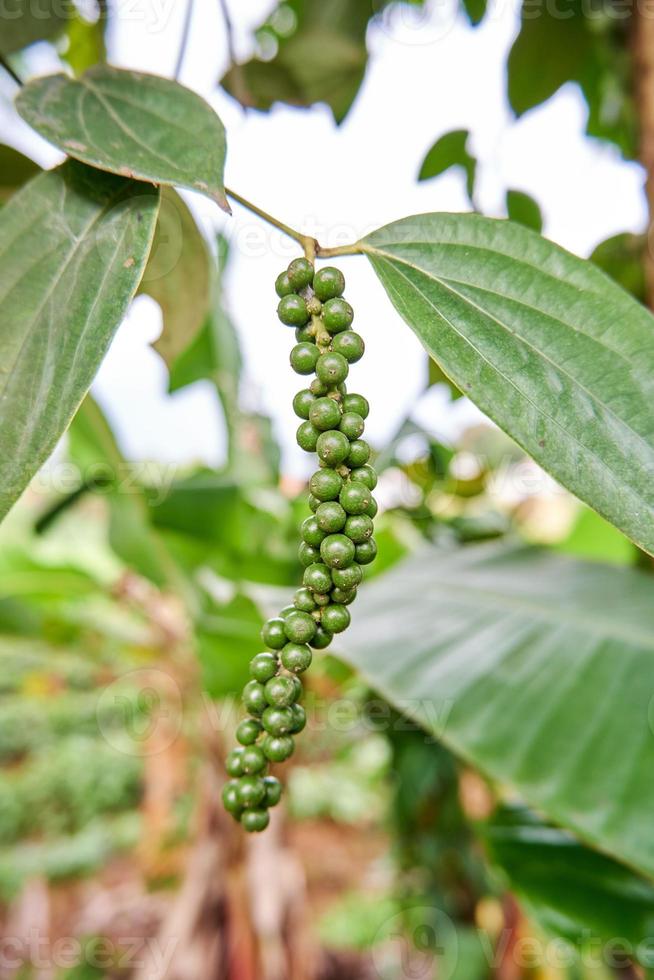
[222,256,378,832]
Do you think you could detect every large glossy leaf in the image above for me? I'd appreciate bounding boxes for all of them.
[0,0,69,54]
[0,161,159,522]
[483,805,654,951]
[339,541,654,877]
[16,66,229,211]
[363,213,654,555]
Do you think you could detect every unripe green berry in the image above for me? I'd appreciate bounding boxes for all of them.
[355,538,378,565]
[332,563,363,590]
[311,625,333,649]
[314,592,331,606]
[339,412,365,440]
[243,680,267,716]
[301,516,325,547]
[279,605,295,618]
[310,377,329,396]
[294,585,317,612]
[346,439,370,467]
[331,331,365,363]
[309,468,343,501]
[262,705,295,735]
[316,352,349,386]
[344,514,374,544]
[296,421,320,452]
[289,674,303,701]
[250,652,278,683]
[236,775,266,808]
[317,430,350,466]
[303,562,332,593]
[320,533,356,569]
[366,496,378,518]
[226,747,245,777]
[261,617,286,650]
[278,294,309,327]
[351,464,378,490]
[289,703,306,734]
[308,493,320,513]
[295,323,314,343]
[284,610,316,644]
[290,342,320,375]
[331,586,357,605]
[313,266,345,301]
[265,674,297,707]
[263,775,283,807]
[293,389,315,420]
[275,271,293,297]
[341,393,369,418]
[263,734,295,762]
[321,603,351,634]
[299,541,321,567]
[309,397,342,431]
[282,642,313,673]
[222,780,242,816]
[236,718,263,745]
[322,298,354,334]
[316,500,347,533]
[287,256,314,290]
[340,481,372,515]
[241,745,267,774]
[242,807,270,832]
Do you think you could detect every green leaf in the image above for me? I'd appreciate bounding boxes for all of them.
[339,541,654,877]
[363,212,654,555]
[15,66,229,212]
[418,130,476,203]
[0,145,40,202]
[0,161,159,523]
[505,189,542,232]
[484,805,654,950]
[0,0,69,54]
[62,8,107,76]
[138,187,211,367]
[590,232,646,303]
[460,0,487,25]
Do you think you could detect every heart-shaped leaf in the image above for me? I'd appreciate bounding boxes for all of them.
[16,66,229,211]
[339,541,654,878]
[0,161,159,521]
[363,213,654,555]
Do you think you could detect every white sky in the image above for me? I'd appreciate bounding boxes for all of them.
[1,0,647,477]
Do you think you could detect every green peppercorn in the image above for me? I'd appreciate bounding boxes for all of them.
[279,605,295,618]
[340,481,372,515]
[331,586,357,605]
[294,586,317,612]
[366,496,378,518]
[309,397,342,431]
[263,775,283,807]
[275,271,293,298]
[265,675,297,707]
[295,323,314,343]
[282,642,313,673]
[309,468,343,501]
[315,501,347,534]
[308,493,321,513]
[351,464,378,490]
[262,705,295,736]
[296,421,320,452]
[314,592,331,606]
[320,533,355,569]
[242,808,270,832]
[263,734,295,762]
[342,393,369,418]
[303,562,332,593]
[321,603,351,634]
[339,412,365,440]
[332,331,365,363]
[298,541,321,567]
[289,703,306,734]
[226,747,245,777]
[290,342,320,375]
[237,718,263,746]
[316,352,349,386]
[243,680,267,716]
[332,563,363,590]
[317,430,350,466]
[284,610,316,644]
[241,745,267,774]
[236,775,266,808]
[313,266,345,301]
[261,617,286,650]
[293,389,315,420]
[278,294,309,327]
[344,514,374,543]
[287,256,314,291]
[346,439,370,467]
[301,516,325,547]
[250,652,278,683]
[322,298,354,333]
[310,377,329,396]
[355,538,378,565]
[222,780,242,816]
[310,625,333,649]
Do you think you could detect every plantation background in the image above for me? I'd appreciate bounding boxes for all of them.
[0,0,652,977]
